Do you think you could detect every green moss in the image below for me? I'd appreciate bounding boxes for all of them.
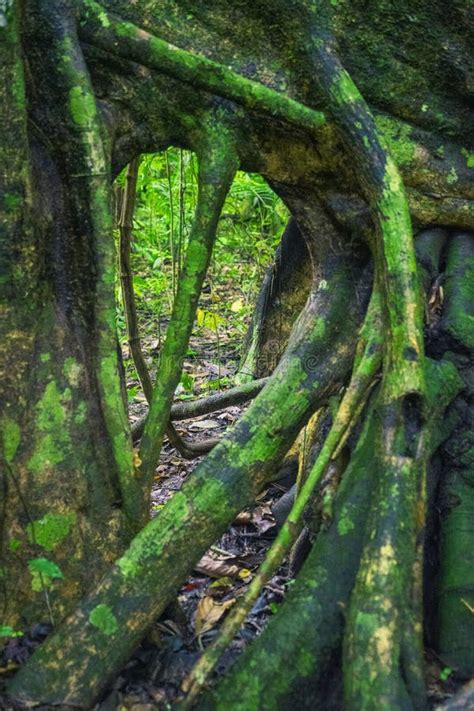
[69,85,97,127]
[115,20,137,39]
[83,0,111,27]
[74,401,87,425]
[27,382,72,474]
[99,353,134,477]
[374,114,416,166]
[117,490,190,578]
[447,166,459,184]
[63,357,83,387]
[1,417,21,463]
[89,604,118,636]
[461,148,474,169]
[4,192,22,210]
[27,512,76,551]
[331,65,363,105]
[338,509,355,536]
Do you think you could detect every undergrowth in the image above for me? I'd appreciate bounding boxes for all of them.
[114,148,288,400]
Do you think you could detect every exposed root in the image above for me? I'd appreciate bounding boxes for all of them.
[131,377,269,442]
[180,286,383,708]
[8,241,367,706]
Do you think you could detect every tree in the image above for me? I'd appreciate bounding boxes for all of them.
[1,0,473,708]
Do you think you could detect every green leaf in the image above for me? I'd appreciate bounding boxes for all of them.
[181,372,194,391]
[439,666,453,681]
[28,557,64,591]
[0,626,23,638]
[196,308,225,332]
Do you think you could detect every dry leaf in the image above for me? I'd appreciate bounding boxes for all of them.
[194,596,235,636]
[189,419,220,431]
[252,504,276,533]
[194,553,241,579]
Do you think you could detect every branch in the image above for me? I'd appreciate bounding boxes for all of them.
[119,156,154,404]
[131,377,269,441]
[78,1,326,134]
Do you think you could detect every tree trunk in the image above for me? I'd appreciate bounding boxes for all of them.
[1,0,145,632]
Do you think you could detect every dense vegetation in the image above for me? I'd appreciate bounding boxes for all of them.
[116,150,288,396]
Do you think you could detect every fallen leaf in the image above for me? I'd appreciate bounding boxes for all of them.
[252,504,276,533]
[230,299,243,313]
[194,596,235,636]
[210,576,233,589]
[189,419,220,431]
[194,553,241,579]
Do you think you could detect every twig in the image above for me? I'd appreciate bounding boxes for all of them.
[119,156,154,403]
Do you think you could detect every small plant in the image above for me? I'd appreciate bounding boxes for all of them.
[439,666,453,682]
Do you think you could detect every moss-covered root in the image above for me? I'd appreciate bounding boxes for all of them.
[7,250,367,707]
[308,35,424,401]
[138,123,239,495]
[436,232,474,674]
[197,402,380,711]
[440,232,474,351]
[343,360,463,711]
[181,289,383,707]
[36,1,144,527]
[78,1,326,135]
[238,218,310,381]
